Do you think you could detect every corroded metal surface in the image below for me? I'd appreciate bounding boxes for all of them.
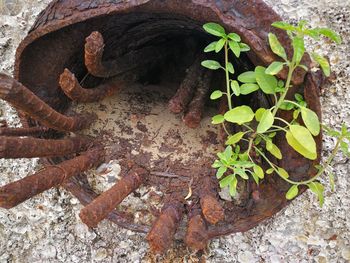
[0,0,325,253]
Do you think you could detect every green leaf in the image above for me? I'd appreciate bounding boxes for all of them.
[229,40,240,57]
[202,60,222,70]
[293,109,300,120]
[216,166,227,179]
[231,80,240,96]
[278,167,289,179]
[212,160,222,168]
[255,66,277,94]
[227,62,235,74]
[268,132,277,138]
[254,136,262,146]
[234,145,241,154]
[203,22,226,37]
[268,33,287,60]
[251,172,260,185]
[239,153,249,162]
[303,29,320,39]
[292,36,305,65]
[295,93,304,102]
[301,107,320,136]
[290,125,317,157]
[228,32,241,42]
[257,110,274,133]
[317,28,342,44]
[253,165,264,179]
[272,21,296,32]
[238,71,256,83]
[265,61,284,75]
[210,90,223,100]
[239,42,250,52]
[215,38,226,53]
[204,41,218,53]
[311,53,330,77]
[226,132,246,145]
[224,106,255,125]
[286,131,317,160]
[308,182,325,207]
[212,114,225,124]
[266,140,282,159]
[341,123,348,136]
[229,176,238,196]
[279,102,294,111]
[341,141,349,156]
[299,101,307,107]
[220,174,234,188]
[240,83,259,95]
[255,108,266,122]
[286,185,299,200]
[223,145,233,160]
[278,80,285,87]
[236,168,249,180]
[323,125,341,137]
[266,168,274,174]
[235,161,255,168]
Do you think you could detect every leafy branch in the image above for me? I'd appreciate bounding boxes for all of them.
[202,20,346,206]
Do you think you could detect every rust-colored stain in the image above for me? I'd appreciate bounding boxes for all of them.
[0,0,325,254]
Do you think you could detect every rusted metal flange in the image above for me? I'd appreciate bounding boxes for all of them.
[3,0,325,253]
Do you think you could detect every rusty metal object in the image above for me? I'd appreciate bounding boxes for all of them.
[146,196,184,254]
[0,148,104,208]
[168,55,203,113]
[183,70,212,128]
[0,0,326,255]
[84,31,172,78]
[79,167,147,228]
[59,69,126,103]
[199,177,225,224]
[0,74,95,132]
[0,136,92,158]
[185,208,209,251]
[0,126,49,137]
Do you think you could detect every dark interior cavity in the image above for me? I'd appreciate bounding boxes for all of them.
[19,12,258,114]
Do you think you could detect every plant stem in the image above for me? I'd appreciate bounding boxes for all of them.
[224,41,232,110]
[274,117,291,127]
[255,135,344,185]
[222,123,230,136]
[272,61,296,117]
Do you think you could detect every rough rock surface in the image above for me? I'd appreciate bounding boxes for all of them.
[0,0,349,262]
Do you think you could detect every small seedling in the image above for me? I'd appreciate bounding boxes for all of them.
[202,20,346,206]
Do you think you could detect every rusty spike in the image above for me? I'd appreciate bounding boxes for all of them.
[200,177,225,225]
[0,74,95,132]
[0,126,48,137]
[0,148,104,209]
[146,195,184,254]
[168,55,204,114]
[84,31,171,78]
[59,69,126,103]
[185,208,209,251]
[79,167,148,228]
[183,70,212,128]
[0,136,92,159]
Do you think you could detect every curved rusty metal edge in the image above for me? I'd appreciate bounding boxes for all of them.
[14,0,309,84]
[12,0,324,237]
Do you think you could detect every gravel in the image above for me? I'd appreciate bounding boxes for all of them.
[0,0,349,262]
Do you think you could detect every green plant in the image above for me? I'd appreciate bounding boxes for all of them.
[202,21,347,206]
